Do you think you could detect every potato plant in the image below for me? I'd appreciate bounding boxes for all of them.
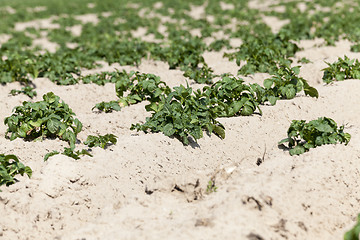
[4,92,82,150]
[93,71,171,112]
[201,75,262,117]
[279,117,351,155]
[0,154,32,189]
[84,134,118,149]
[131,85,225,145]
[322,56,360,84]
[10,86,37,99]
[253,64,318,105]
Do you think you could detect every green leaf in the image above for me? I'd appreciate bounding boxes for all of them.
[163,123,176,136]
[44,92,56,103]
[47,119,60,134]
[213,125,225,139]
[278,138,289,145]
[315,123,333,133]
[44,151,60,161]
[285,87,296,99]
[268,96,277,105]
[241,104,254,116]
[304,86,319,98]
[289,145,305,155]
[263,79,273,89]
[73,118,82,134]
[344,133,351,145]
[0,154,32,187]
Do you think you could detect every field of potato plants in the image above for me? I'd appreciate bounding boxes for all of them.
[1,0,360,239]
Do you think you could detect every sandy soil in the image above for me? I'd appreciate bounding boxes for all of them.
[0,3,360,240]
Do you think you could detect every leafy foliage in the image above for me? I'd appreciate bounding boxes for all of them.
[351,44,360,53]
[206,180,218,193]
[0,53,38,84]
[92,101,121,113]
[36,49,100,85]
[81,70,130,85]
[116,71,171,107]
[10,86,37,98]
[44,148,93,161]
[152,36,216,83]
[131,85,225,145]
[0,154,32,188]
[322,56,360,84]
[278,117,351,155]
[207,39,231,52]
[92,71,171,113]
[4,92,82,150]
[344,214,360,240]
[84,134,118,149]
[298,57,311,64]
[224,33,300,75]
[252,64,318,105]
[201,75,262,117]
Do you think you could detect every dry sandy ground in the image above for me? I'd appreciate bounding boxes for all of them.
[1,5,360,240]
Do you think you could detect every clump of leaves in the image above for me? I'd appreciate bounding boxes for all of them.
[0,154,32,189]
[278,117,351,155]
[201,75,262,117]
[298,57,311,64]
[224,33,300,75]
[152,36,215,84]
[207,39,231,52]
[36,49,100,85]
[252,64,318,105]
[344,214,360,240]
[10,86,37,98]
[4,92,82,150]
[206,180,218,193]
[0,53,39,84]
[131,85,225,145]
[44,148,93,161]
[92,71,171,113]
[116,71,171,108]
[322,56,360,84]
[350,43,360,53]
[92,101,121,113]
[183,64,216,84]
[81,70,130,86]
[84,134,118,149]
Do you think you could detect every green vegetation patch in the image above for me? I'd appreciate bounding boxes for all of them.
[322,56,360,84]
[84,134,118,149]
[279,117,351,155]
[251,64,318,105]
[131,85,225,145]
[0,154,32,189]
[4,92,82,150]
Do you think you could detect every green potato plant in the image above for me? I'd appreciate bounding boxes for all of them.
[257,64,319,105]
[279,117,351,155]
[4,92,82,150]
[116,71,171,107]
[0,154,32,189]
[201,75,262,117]
[92,101,122,113]
[131,85,225,145]
[10,86,37,99]
[322,56,360,84]
[84,134,118,149]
